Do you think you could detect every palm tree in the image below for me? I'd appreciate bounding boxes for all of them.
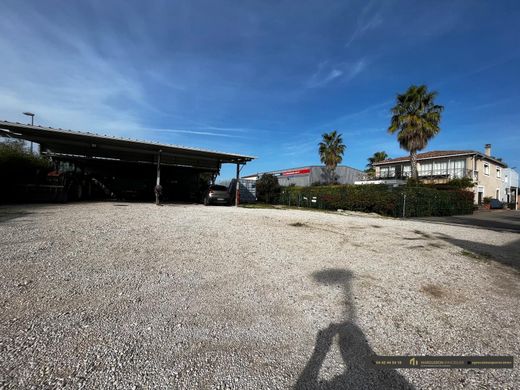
[319,130,346,184]
[365,151,388,176]
[388,85,443,180]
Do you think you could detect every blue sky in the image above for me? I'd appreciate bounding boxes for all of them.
[1,0,519,179]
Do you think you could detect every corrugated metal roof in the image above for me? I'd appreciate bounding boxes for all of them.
[0,120,255,163]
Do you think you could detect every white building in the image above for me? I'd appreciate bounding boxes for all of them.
[503,168,519,208]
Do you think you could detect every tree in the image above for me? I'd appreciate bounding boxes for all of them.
[365,151,388,176]
[388,85,443,180]
[0,140,52,202]
[256,173,281,204]
[318,130,346,184]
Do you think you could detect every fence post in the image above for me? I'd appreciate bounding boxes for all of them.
[402,193,406,218]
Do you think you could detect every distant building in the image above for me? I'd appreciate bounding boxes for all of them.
[503,168,519,208]
[242,165,363,187]
[360,144,509,205]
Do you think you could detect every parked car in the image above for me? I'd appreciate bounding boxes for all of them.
[489,199,504,209]
[203,184,231,206]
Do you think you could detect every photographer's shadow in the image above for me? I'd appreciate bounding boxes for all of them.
[294,269,414,390]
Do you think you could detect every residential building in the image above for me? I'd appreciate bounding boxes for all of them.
[242,165,363,187]
[364,145,508,204]
[503,168,519,209]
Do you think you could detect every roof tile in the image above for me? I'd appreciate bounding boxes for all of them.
[374,150,507,167]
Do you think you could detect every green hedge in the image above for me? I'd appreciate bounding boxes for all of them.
[278,184,474,217]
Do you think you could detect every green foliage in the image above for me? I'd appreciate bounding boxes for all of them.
[388,85,443,179]
[256,173,281,204]
[483,197,492,204]
[434,177,475,189]
[278,184,473,217]
[0,141,52,184]
[405,177,423,187]
[318,130,346,183]
[0,141,52,202]
[365,151,388,174]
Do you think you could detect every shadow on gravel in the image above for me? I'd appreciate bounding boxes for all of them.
[413,212,520,234]
[0,210,34,223]
[295,269,414,390]
[436,234,520,271]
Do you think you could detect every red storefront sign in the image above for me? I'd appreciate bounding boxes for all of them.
[281,168,311,176]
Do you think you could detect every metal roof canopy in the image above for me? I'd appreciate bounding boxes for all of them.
[0,120,254,170]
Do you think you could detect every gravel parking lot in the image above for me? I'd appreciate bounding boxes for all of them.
[1,203,519,389]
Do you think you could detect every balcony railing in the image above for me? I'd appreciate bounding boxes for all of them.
[361,168,473,181]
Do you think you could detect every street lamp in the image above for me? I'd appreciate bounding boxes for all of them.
[23,112,35,125]
[22,112,35,153]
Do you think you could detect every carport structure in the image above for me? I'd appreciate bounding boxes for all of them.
[0,120,254,204]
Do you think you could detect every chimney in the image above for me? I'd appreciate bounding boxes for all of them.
[485,144,491,157]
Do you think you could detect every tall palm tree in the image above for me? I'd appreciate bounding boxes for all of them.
[319,130,346,184]
[388,85,443,180]
[365,151,388,176]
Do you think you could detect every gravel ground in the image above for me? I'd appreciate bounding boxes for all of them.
[1,202,519,389]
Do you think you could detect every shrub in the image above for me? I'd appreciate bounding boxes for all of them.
[256,173,281,204]
[427,177,476,190]
[445,177,475,189]
[278,184,473,217]
[0,141,51,184]
[0,141,53,202]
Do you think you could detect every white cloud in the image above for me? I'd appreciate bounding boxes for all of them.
[0,3,247,143]
[345,2,383,48]
[306,59,367,88]
[145,128,244,138]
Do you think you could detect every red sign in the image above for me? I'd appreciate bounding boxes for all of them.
[281,168,311,176]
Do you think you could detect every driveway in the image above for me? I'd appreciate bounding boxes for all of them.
[414,209,520,233]
[1,203,519,389]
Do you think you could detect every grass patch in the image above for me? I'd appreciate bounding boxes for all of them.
[413,229,434,239]
[420,283,446,298]
[460,250,490,262]
[289,222,307,227]
[239,203,277,209]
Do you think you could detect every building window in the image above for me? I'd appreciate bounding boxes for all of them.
[419,162,432,176]
[433,161,448,176]
[402,165,411,177]
[449,159,466,178]
[380,167,388,177]
[484,163,490,176]
[380,166,395,178]
[496,168,501,178]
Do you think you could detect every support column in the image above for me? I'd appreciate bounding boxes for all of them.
[156,150,161,186]
[155,150,161,205]
[235,163,240,206]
